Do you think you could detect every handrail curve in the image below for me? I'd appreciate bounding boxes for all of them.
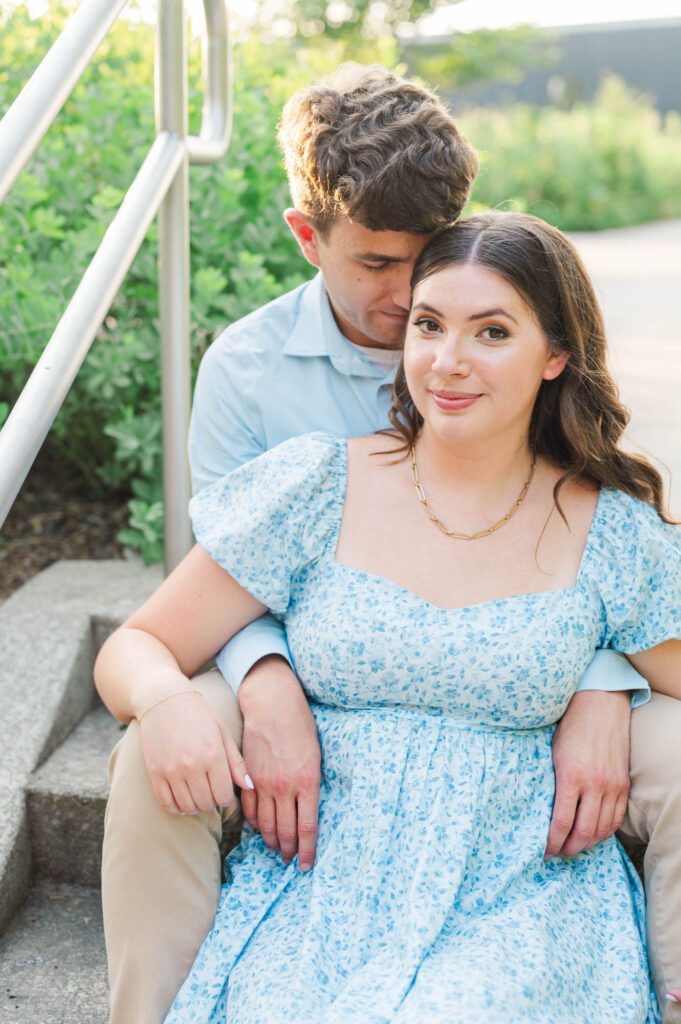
[188,0,232,164]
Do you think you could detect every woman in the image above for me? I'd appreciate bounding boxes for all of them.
[95,212,680,1023]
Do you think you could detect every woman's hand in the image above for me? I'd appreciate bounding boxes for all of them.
[139,691,252,815]
[546,690,631,858]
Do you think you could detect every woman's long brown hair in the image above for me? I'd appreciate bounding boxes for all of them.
[386,211,675,523]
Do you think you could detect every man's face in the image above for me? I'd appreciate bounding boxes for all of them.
[286,212,433,349]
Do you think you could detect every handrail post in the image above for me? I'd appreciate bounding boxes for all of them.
[156,0,193,573]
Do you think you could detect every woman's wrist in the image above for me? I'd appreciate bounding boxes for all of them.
[130,667,194,721]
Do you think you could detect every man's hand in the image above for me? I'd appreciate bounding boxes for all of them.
[546,690,631,859]
[238,655,321,871]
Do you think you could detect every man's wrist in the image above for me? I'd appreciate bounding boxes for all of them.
[238,654,298,713]
[569,688,632,713]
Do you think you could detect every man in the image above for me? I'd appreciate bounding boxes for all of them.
[102,63,681,1023]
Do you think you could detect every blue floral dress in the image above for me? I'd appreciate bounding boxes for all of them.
[165,432,681,1024]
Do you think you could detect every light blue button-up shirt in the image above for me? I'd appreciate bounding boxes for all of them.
[188,273,648,705]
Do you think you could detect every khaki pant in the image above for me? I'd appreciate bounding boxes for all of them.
[102,674,681,1024]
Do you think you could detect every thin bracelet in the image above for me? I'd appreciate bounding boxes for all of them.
[137,689,203,722]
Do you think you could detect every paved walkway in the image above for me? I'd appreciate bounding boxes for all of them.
[570,219,681,516]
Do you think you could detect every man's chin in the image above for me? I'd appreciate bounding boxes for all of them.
[364,320,405,350]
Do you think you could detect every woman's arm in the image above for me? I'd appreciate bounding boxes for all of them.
[95,544,266,721]
[626,640,681,700]
[94,544,266,814]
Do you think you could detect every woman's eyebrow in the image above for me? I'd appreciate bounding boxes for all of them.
[469,307,518,324]
[412,302,444,316]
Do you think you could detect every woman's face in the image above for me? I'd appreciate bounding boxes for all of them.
[403,263,569,449]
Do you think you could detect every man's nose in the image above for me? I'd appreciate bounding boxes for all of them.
[391,267,413,311]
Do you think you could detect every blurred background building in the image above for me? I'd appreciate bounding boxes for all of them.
[439,17,681,114]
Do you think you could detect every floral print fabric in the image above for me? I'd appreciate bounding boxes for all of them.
[165,432,680,1023]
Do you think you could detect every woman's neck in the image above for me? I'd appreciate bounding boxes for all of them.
[412,425,537,511]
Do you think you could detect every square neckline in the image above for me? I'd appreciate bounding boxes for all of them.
[329,436,606,614]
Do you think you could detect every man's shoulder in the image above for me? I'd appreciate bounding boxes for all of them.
[206,276,315,363]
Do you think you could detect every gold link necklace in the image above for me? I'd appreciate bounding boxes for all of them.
[410,445,537,541]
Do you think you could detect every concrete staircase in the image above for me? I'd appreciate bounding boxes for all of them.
[0,561,161,1024]
[0,709,120,1022]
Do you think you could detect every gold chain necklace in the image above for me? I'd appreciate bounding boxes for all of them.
[410,445,537,541]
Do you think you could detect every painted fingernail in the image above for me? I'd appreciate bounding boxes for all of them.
[665,994,679,1003]
[243,774,255,790]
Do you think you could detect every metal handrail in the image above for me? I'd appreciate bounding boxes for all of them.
[188,0,233,164]
[0,0,232,572]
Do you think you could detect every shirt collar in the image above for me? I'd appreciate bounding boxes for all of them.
[283,273,397,382]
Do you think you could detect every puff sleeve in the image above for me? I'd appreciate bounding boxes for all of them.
[189,432,344,617]
[598,491,681,653]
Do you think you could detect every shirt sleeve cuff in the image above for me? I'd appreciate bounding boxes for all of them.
[214,615,293,695]
[576,649,651,708]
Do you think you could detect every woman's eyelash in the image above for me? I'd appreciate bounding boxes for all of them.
[481,325,508,340]
[411,319,509,337]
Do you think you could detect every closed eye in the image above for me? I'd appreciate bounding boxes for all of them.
[362,261,389,272]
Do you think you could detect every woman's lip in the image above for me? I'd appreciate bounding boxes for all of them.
[433,390,481,399]
[431,391,481,410]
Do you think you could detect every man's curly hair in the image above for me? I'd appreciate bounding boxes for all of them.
[277,63,478,234]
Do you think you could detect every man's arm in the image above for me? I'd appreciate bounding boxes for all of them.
[545,649,647,859]
[189,334,322,868]
[189,336,294,690]
[627,638,681,701]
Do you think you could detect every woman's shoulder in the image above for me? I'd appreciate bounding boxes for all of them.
[347,430,405,464]
[191,431,346,525]
[587,485,680,586]
[264,431,345,472]
[590,488,681,652]
[595,485,677,539]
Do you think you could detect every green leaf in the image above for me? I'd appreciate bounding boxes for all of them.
[91,185,126,211]
[31,207,67,240]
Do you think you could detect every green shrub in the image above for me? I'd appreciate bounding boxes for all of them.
[2,7,681,562]
[461,75,681,230]
[0,9,314,559]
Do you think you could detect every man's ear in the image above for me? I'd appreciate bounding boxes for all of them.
[284,209,322,268]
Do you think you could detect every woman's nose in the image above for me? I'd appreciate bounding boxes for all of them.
[432,335,471,377]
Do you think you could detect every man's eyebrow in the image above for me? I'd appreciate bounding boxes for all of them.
[354,252,411,263]
[468,307,518,325]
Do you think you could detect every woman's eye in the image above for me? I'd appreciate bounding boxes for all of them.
[480,325,508,341]
[414,317,441,333]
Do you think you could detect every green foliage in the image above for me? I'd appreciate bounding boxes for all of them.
[461,76,681,230]
[250,0,545,81]
[2,5,680,564]
[251,0,450,43]
[405,25,552,92]
[0,7,313,562]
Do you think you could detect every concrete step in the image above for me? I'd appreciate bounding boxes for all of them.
[0,882,108,1023]
[27,706,124,888]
